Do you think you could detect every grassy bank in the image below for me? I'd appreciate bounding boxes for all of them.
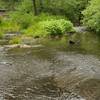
[0,12,75,44]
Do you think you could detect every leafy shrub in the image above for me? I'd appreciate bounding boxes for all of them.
[0,15,20,34]
[3,20,20,32]
[23,23,47,37]
[40,19,74,36]
[24,19,74,37]
[0,12,34,33]
[9,12,34,29]
[1,10,68,37]
[16,0,33,13]
[82,0,100,33]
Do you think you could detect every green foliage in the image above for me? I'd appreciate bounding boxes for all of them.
[0,0,20,10]
[9,11,34,29]
[8,10,66,31]
[0,16,4,26]
[2,20,20,32]
[37,0,89,24]
[41,19,74,36]
[6,11,68,37]
[31,13,66,23]
[23,23,47,37]
[83,0,100,33]
[0,30,4,39]
[24,19,74,37]
[0,31,3,38]
[0,0,89,24]
[0,16,4,38]
[9,36,21,44]
[0,9,69,37]
[16,0,33,13]
[0,15,20,32]
[0,16,20,38]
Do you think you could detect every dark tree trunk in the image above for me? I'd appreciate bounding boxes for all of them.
[32,0,37,15]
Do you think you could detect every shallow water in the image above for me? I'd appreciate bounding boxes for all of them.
[0,33,100,100]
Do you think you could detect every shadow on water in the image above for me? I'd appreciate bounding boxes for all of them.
[0,32,100,100]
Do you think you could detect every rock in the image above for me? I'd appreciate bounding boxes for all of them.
[0,61,12,65]
[74,26,87,33]
[4,44,20,48]
[4,44,43,49]
[34,36,40,39]
[69,40,75,44]
[19,44,33,48]
[19,44,43,48]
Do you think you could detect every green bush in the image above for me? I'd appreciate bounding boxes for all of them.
[41,19,74,36]
[9,12,34,29]
[8,12,66,30]
[3,20,20,32]
[16,0,33,13]
[0,16,20,33]
[23,23,47,37]
[0,12,34,33]
[82,0,100,33]
[24,19,74,37]
[1,11,68,37]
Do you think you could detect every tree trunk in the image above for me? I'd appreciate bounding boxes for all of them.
[32,0,37,15]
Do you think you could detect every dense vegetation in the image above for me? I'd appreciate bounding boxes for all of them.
[0,0,89,23]
[0,0,100,41]
[83,0,100,33]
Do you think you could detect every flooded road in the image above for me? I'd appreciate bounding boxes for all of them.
[0,33,100,100]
